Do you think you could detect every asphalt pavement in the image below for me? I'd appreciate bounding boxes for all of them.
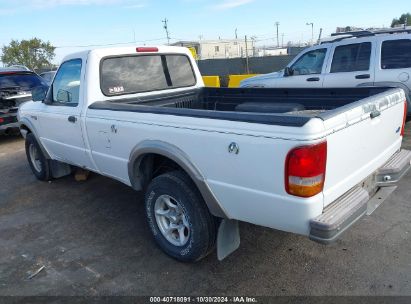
[0,122,410,296]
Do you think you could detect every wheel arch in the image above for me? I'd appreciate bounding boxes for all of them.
[19,118,51,159]
[128,140,228,219]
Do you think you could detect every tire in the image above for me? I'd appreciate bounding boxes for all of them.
[145,171,217,262]
[25,133,51,181]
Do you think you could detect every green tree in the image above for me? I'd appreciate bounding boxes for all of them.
[1,38,56,70]
[391,13,411,27]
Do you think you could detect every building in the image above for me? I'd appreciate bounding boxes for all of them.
[170,41,200,56]
[256,47,288,57]
[172,39,254,60]
[198,39,254,59]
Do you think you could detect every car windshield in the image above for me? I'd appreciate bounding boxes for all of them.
[291,49,327,75]
[0,73,47,90]
[40,72,56,82]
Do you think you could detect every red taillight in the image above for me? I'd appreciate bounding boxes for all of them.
[285,141,327,198]
[136,47,158,52]
[401,100,407,137]
[0,117,4,124]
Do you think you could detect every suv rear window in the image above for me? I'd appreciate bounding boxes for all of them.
[381,39,411,69]
[0,72,46,89]
[100,54,196,96]
[330,42,371,73]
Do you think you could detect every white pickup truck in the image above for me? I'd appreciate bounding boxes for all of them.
[18,46,410,262]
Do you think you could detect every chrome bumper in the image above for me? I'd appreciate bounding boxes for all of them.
[309,149,411,244]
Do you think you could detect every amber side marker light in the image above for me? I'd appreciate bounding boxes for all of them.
[285,141,327,198]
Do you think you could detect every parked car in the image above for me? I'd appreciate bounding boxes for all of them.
[240,28,411,115]
[0,69,48,135]
[18,46,410,262]
[5,65,31,72]
[39,71,56,86]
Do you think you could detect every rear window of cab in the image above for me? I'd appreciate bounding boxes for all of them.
[100,54,196,96]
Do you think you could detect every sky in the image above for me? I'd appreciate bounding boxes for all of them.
[0,0,409,64]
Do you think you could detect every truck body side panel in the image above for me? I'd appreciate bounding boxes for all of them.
[85,110,326,235]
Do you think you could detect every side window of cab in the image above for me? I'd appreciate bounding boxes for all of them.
[50,59,82,106]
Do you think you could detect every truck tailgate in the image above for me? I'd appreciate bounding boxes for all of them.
[322,88,406,207]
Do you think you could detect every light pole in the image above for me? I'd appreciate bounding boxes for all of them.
[306,22,314,46]
[275,21,280,48]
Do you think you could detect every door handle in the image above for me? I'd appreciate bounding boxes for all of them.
[306,77,320,82]
[355,74,370,79]
[68,115,77,123]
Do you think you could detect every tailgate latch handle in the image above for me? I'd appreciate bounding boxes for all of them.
[370,110,381,119]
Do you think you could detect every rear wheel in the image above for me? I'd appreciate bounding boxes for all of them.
[25,133,51,181]
[144,171,216,262]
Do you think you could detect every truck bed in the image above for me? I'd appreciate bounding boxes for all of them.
[89,87,391,126]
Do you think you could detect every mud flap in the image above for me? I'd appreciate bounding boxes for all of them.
[217,219,240,261]
[50,160,72,179]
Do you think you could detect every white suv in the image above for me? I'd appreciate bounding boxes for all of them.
[241,28,411,114]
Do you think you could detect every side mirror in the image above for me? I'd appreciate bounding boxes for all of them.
[284,67,294,77]
[56,89,72,103]
[31,86,48,102]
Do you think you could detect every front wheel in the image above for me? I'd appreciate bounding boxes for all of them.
[144,171,216,262]
[25,133,51,181]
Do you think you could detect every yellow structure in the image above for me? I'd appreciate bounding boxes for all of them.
[227,74,259,88]
[188,47,199,60]
[202,76,221,87]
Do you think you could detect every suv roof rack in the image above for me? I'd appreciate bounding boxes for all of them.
[321,27,411,44]
[331,30,374,37]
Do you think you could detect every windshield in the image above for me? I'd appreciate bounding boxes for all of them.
[291,49,327,75]
[0,73,47,90]
[40,71,56,82]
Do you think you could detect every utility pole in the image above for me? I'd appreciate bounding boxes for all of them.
[275,21,280,47]
[162,18,170,45]
[250,36,257,57]
[306,22,314,46]
[281,33,284,48]
[235,28,238,39]
[245,35,250,74]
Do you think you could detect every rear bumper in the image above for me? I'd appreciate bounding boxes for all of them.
[309,149,411,244]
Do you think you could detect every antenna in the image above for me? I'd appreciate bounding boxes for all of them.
[162,18,170,45]
[317,28,323,44]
